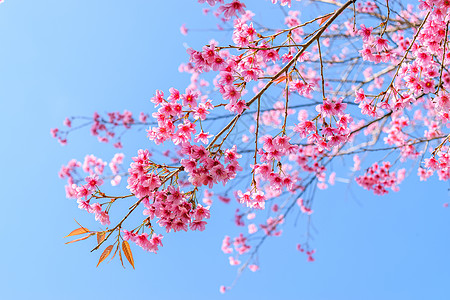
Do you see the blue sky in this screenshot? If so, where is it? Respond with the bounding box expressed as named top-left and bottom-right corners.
top-left (1, 0), bottom-right (450, 299)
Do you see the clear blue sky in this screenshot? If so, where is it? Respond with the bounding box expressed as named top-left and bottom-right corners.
top-left (1, 1), bottom-right (449, 299)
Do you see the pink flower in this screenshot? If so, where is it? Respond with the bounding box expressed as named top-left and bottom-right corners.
top-left (424, 157), bottom-right (439, 170)
top-left (181, 89), bottom-right (198, 107)
top-left (217, 0), bottom-right (246, 19)
top-left (193, 205), bottom-right (211, 220)
top-left (293, 120), bottom-right (316, 138)
top-left (122, 230), bottom-right (137, 242)
top-left (198, 0), bottom-right (223, 6)
top-left (228, 256), bottom-right (241, 265)
top-left (193, 103), bottom-right (210, 120)
top-left (151, 233), bottom-right (164, 247)
top-left (95, 211), bottom-right (110, 225)
top-left (85, 174), bottom-right (103, 189)
top-left (218, 195), bottom-right (230, 203)
top-left (297, 198), bottom-right (313, 215)
top-left (135, 233), bottom-right (151, 250)
top-left (150, 90), bottom-right (165, 107)
top-left (190, 220), bottom-right (207, 231)
top-left (63, 117), bottom-right (71, 127)
top-left (421, 79), bottom-right (435, 94)
top-left (223, 85), bottom-right (241, 102)
top-left (50, 128), bottom-right (59, 138)
top-left (76, 184), bottom-right (91, 199)
top-left (180, 24), bottom-right (188, 35)
top-left (374, 36), bottom-right (388, 52)
top-left (358, 24), bottom-right (373, 41)
top-left (272, 0), bottom-right (291, 6)
top-left (333, 98), bottom-right (347, 115)
top-left (219, 286), bottom-right (227, 294)
top-left (316, 99), bottom-right (334, 118)
top-left (434, 91), bottom-right (450, 111)
top-left (248, 264), bottom-right (259, 272)
top-left (221, 236), bottom-right (233, 254)
top-left (77, 199), bottom-right (91, 212)
top-left (353, 155), bottom-right (361, 171)
top-left (167, 87), bottom-right (180, 102)
top-left (248, 223), bottom-right (258, 234)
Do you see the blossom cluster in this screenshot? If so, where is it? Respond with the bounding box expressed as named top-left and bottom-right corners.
top-left (51, 110), bottom-right (149, 148)
top-left (181, 144), bottom-right (242, 188)
top-left (59, 154), bottom-right (125, 225)
top-left (147, 88), bottom-right (214, 145)
top-left (356, 162), bottom-right (405, 195)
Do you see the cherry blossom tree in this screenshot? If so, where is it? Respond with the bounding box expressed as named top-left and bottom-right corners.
top-left (53, 0), bottom-right (450, 293)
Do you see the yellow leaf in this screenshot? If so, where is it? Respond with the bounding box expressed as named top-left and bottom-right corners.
top-left (118, 249), bottom-right (125, 269)
top-left (274, 75), bottom-right (287, 85)
top-left (274, 74), bottom-right (293, 85)
top-left (96, 245), bottom-right (113, 267)
top-left (107, 245), bottom-right (119, 264)
top-left (65, 233), bottom-right (94, 244)
top-left (318, 13), bottom-right (333, 26)
top-left (97, 232), bottom-right (105, 245)
top-left (122, 241), bottom-right (135, 269)
top-left (64, 227), bottom-right (89, 238)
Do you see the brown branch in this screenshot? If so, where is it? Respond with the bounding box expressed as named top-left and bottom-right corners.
top-left (438, 22), bottom-right (449, 92)
top-left (386, 11), bottom-right (431, 89)
top-left (252, 97), bottom-right (261, 186)
top-left (206, 0), bottom-right (357, 150)
top-left (282, 71), bottom-right (290, 134)
top-left (317, 39), bottom-right (326, 99)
